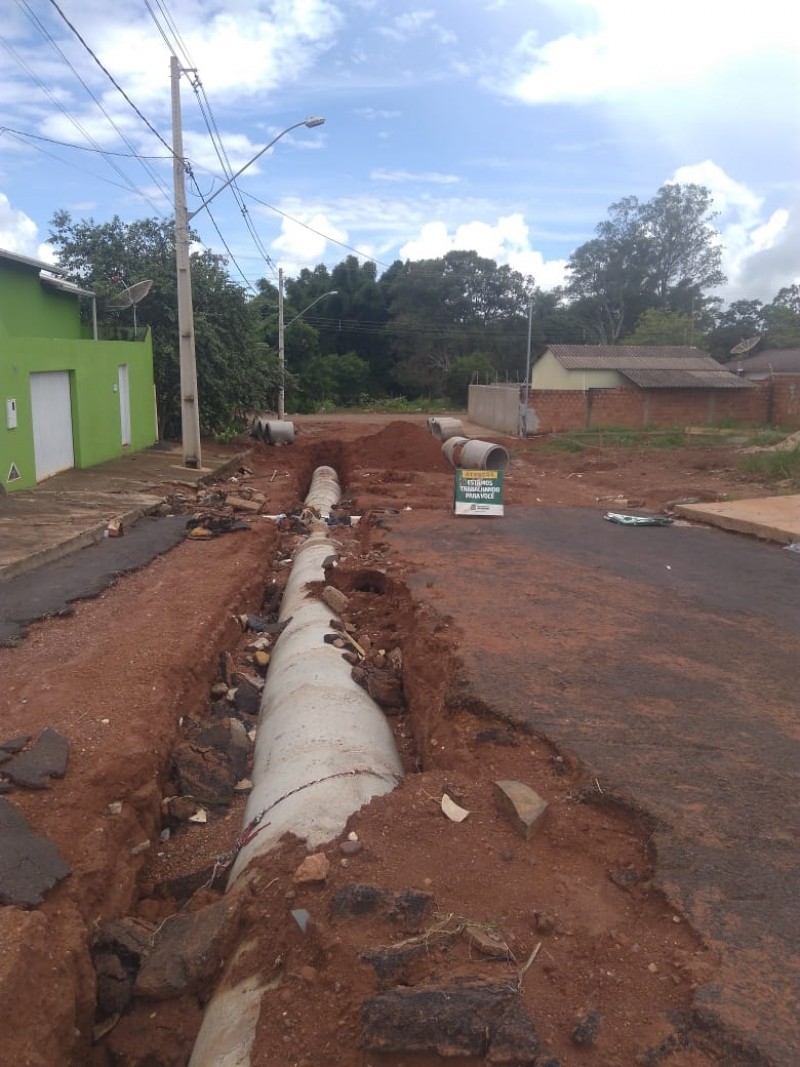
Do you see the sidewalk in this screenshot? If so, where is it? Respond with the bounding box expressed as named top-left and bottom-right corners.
top-left (0, 443), bottom-right (247, 582)
top-left (675, 494), bottom-right (800, 544)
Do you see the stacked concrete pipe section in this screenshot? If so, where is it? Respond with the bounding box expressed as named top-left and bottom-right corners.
top-left (189, 464), bottom-right (404, 1067)
top-left (427, 416), bottom-right (464, 441)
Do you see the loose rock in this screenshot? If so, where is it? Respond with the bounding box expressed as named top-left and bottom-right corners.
top-left (493, 779), bottom-right (548, 839)
top-left (293, 852), bottom-right (330, 884)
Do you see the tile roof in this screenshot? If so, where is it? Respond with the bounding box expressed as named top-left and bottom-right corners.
top-left (731, 348), bottom-right (800, 375)
top-left (545, 344), bottom-right (752, 389)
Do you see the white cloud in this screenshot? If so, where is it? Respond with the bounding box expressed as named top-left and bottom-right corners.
top-left (272, 211), bottom-right (349, 273)
top-left (669, 160), bottom-right (799, 301)
top-left (493, 0), bottom-right (795, 105)
top-left (399, 213), bottom-right (567, 288)
top-left (371, 169), bottom-right (460, 185)
top-left (0, 193), bottom-right (40, 255)
top-left (378, 9), bottom-right (456, 45)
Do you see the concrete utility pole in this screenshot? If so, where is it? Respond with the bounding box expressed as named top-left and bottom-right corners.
top-left (171, 53), bottom-right (325, 466)
top-left (171, 55), bottom-right (202, 469)
top-left (519, 298), bottom-right (534, 437)
top-left (277, 267), bottom-right (286, 419)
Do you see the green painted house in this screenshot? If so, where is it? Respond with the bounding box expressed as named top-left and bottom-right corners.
top-left (0, 249), bottom-right (157, 493)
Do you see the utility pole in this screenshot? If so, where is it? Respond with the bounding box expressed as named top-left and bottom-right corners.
top-left (170, 54), bottom-right (202, 469)
top-left (519, 298), bottom-right (534, 437)
top-left (277, 267), bottom-right (286, 420)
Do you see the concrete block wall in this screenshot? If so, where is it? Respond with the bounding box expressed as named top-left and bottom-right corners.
top-left (467, 384), bottom-right (522, 434)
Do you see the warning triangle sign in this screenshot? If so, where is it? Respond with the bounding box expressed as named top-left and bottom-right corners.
top-left (7, 463), bottom-right (21, 481)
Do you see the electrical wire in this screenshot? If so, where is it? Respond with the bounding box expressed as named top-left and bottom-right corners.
top-left (0, 125), bottom-right (171, 158)
top-left (15, 1), bottom-right (172, 209)
top-left (45, 0), bottom-right (175, 156)
top-left (0, 33), bottom-right (166, 215)
top-left (1, 125), bottom-right (162, 196)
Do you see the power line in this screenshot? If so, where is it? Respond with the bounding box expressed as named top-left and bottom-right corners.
top-left (0, 125), bottom-right (171, 158)
top-left (0, 32), bottom-right (165, 215)
top-left (15, 0), bottom-right (172, 207)
top-left (0, 126), bottom-right (164, 197)
top-left (45, 0), bottom-right (175, 157)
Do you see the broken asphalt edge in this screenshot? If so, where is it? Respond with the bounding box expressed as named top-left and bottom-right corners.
top-left (0, 448), bottom-right (252, 585)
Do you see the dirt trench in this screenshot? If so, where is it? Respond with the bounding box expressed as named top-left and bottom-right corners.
top-left (1, 419), bottom-right (775, 1067)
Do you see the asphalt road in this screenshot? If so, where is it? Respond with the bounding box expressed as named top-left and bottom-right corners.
top-left (0, 515), bottom-right (187, 644)
top-left (389, 507), bottom-right (800, 1067)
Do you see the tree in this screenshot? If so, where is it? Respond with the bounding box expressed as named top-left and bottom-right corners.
top-left (47, 212), bottom-right (263, 436)
top-left (705, 299), bottom-right (764, 361)
top-left (622, 309), bottom-right (695, 346)
top-left (380, 251), bottom-right (531, 394)
top-left (565, 184), bottom-right (726, 343)
top-left (763, 285), bottom-right (800, 347)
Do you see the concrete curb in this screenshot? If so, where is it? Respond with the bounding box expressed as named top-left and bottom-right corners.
top-left (0, 504), bottom-right (159, 584)
top-left (0, 448), bottom-right (253, 584)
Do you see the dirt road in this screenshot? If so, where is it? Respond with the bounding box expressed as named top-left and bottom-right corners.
top-left (0, 417), bottom-right (797, 1067)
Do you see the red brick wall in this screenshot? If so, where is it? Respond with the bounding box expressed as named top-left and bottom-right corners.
top-left (526, 381), bottom-right (800, 432)
top-left (771, 377), bottom-right (800, 428)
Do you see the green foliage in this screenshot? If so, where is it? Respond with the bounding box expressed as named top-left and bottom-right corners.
top-left (445, 351), bottom-right (497, 404)
top-left (622, 309), bottom-right (695, 346)
top-left (566, 184), bottom-right (725, 343)
top-left (741, 448), bottom-right (800, 487)
top-left (47, 212), bottom-right (263, 437)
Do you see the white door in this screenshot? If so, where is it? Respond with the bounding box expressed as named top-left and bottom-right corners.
top-left (118, 364), bottom-right (131, 446)
top-left (30, 371), bottom-right (74, 481)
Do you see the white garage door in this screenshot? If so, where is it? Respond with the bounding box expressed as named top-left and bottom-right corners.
top-left (30, 371), bottom-right (75, 481)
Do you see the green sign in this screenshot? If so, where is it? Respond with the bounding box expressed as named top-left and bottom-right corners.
top-left (454, 469), bottom-right (504, 516)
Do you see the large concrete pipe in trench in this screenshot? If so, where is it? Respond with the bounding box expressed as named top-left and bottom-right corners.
top-left (189, 466), bottom-right (403, 1066)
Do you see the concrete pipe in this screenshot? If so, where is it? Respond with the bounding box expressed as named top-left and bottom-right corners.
top-left (250, 416), bottom-right (269, 442)
top-left (429, 416), bottom-right (464, 441)
top-left (264, 420), bottom-right (295, 445)
top-left (304, 464), bottom-right (340, 518)
top-left (228, 527), bottom-right (403, 883)
top-left (189, 469), bottom-right (403, 1067)
top-left (441, 436), bottom-right (469, 466)
top-left (459, 439), bottom-right (510, 472)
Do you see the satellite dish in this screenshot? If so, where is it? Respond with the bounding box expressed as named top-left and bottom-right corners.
top-left (730, 335), bottom-right (760, 356)
top-left (107, 279), bottom-right (153, 309)
top-left (107, 279), bottom-right (153, 332)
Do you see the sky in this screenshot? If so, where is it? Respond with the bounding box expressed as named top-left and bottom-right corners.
top-left (1, 0), bottom-right (798, 305)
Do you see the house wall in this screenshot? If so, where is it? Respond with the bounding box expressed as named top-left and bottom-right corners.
top-left (530, 350), bottom-right (625, 390)
top-left (1, 330), bottom-right (156, 492)
top-left (0, 266), bottom-right (82, 340)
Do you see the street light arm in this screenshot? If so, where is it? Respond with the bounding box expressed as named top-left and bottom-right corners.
top-left (187, 117), bottom-right (325, 221)
top-left (285, 289), bottom-right (338, 329)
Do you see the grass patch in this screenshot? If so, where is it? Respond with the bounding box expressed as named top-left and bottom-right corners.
top-left (741, 447), bottom-right (800, 486)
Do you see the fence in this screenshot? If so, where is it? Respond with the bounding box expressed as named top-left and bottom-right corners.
top-left (468, 379), bottom-right (800, 435)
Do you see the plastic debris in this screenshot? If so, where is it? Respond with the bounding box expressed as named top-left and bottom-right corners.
top-left (441, 793), bottom-right (470, 823)
top-left (604, 512), bottom-right (673, 527)
top-left (784, 543), bottom-right (800, 555)
top-left (291, 908), bottom-right (311, 933)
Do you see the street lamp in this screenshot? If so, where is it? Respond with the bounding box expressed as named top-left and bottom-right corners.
top-left (277, 270), bottom-right (337, 418)
top-left (170, 52), bottom-right (324, 467)
top-left (518, 297), bottom-right (534, 437)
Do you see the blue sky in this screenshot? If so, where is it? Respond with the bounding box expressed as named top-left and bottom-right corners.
top-left (1, 0), bottom-right (798, 303)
